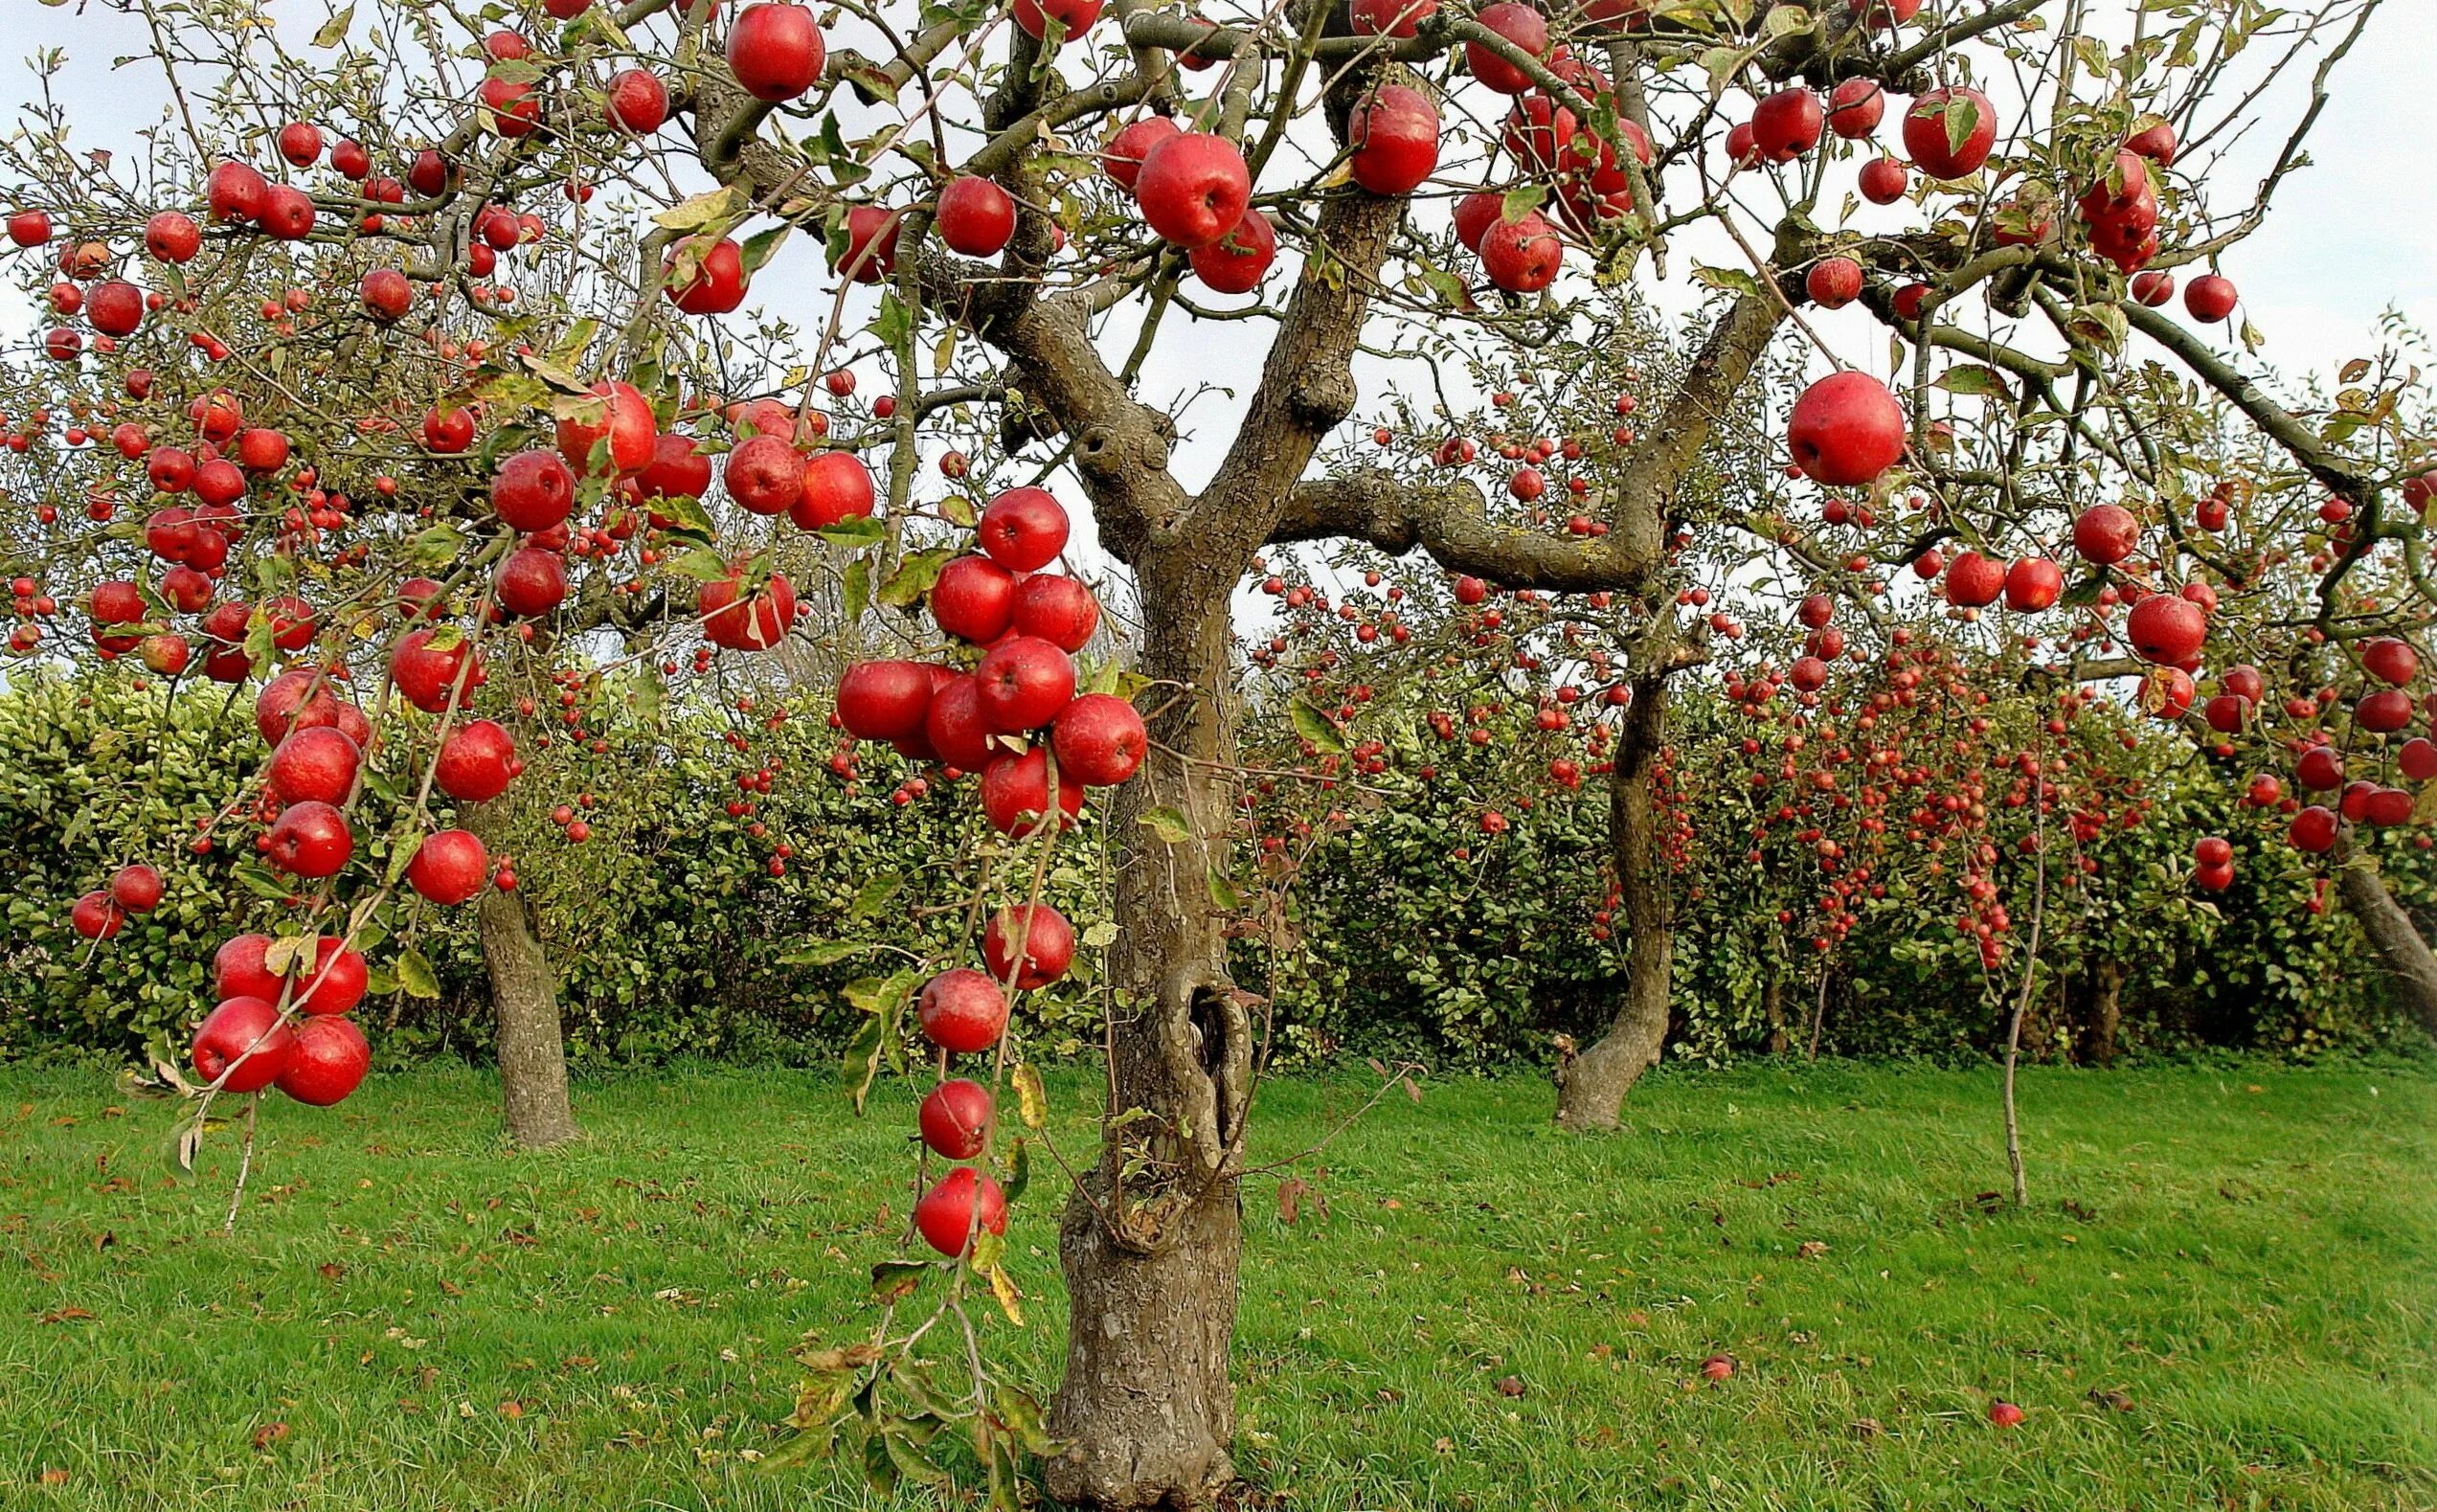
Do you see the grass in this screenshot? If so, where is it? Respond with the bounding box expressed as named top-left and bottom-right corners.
top-left (0, 1056), bottom-right (2430, 1510)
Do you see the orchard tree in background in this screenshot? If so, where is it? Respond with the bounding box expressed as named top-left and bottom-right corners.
top-left (7, 0), bottom-right (2435, 1504)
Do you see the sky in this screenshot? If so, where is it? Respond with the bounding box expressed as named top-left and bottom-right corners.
top-left (7, 1), bottom-right (2431, 540)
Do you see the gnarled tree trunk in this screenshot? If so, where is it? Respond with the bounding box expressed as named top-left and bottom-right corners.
top-left (2335, 835), bottom-right (2437, 1040)
top-left (465, 797), bottom-right (579, 1150)
top-left (1556, 652), bottom-right (1675, 1131)
top-left (1044, 557), bottom-right (1251, 1509)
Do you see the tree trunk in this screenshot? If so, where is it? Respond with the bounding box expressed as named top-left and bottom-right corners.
top-left (2077, 960), bottom-right (2125, 1065)
top-left (1555, 656), bottom-right (1674, 1131)
top-left (1045, 556), bottom-right (1251, 1510)
top-left (2335, 835), bottom-right (2437, 1039)
top-left (1763, 974), bottom-right (1788, 1056)
top-left (466, 799), bottom-right (579, 1150)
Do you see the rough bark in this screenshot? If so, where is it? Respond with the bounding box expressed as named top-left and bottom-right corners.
top-left (465, 798), bottom-right (579, 1150)
top-left (1044, 559), bottom-right (1251, 1510)
top-left (1764, 975), bottom-right (1789, 1057)
top-left (1555, 653), bottom-right (1675, 1131)
top-left (2077, 959), bottom-right (2126, 1065)
top-left (2335, 836), bottom-right (2437, 1040)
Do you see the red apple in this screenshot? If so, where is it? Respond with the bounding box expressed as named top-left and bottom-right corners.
top-left (2003, 556), bottom-right (2063, 612)
top-left (984, 901), bottom-right (1075, 988)
top-left (725, 434), bottom-right (806, 515)
top-left (936, 175), bottom-right (1017, 258)
top-left (1826, 79), bottom-right (1884, 138)
top-left (268, 727), bottom-right (363, 806)
top-left (931, 555), bottom-right (1018, 643)
top-left (1135, 132), bottom-right (1251, 250)
top-left (1903, 87), bottom-right (1997, 179)
top-left (918, 1078), bottom-right (993, 1159)
top-left (2183, 273), bottom-right (2237, 323)
top-left (1051, 693), bottom-right (1146, 785)
top-left (1786, 372), bottom-right (1905, 486)
top-left (975, 637), bottom-right (1076, 733)
top-left (1102, 117), bottom-right (1182, 192)
top-left (407, 829), bottom-right (489, 905)
top-left (793, 450), bottom-right (875, 529)
top-left (438, 719), bottom-right (520, 802)
top-left (1010, 572), bottom-right (1100, 651)
top-left (1189, 209), bottom-right (1276, 293)
top-left (276, 1016), bottom-right (370, 1106)
top-left (2126, 593), bottom-right (2205, 665)
top-left (914, 1167), bottom-right (1007, 1256)
top-left (838, 661), bottom-right (937, 743)
top-left (1804, 256), bottom-right (1862, 308)
top-left (192, 996), bottom-right (295, 1093)
top-left (1464, 4), bottom-right (1547, 93)
top-left (2070, 503), bottom-right (2139, 564)
top-left (979, 486), bottom-right (1070, 571)
top-left (492, 448), bottom-right (577, 531)
top-left (726, 2), bottom-right (825, 102)
top-left (917, 968), bottom-right (1008, 1052)
top-left (981, 747), bottom-right (1087, 835)
top-left (1348, 85), bottom-right (1439, 196)
top-left (1480, 212), bottom-right (1562, 293)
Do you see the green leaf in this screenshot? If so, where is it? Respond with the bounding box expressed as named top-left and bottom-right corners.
top-left (842, 557), bottom-right (870, 624)
top-left (232, 864), bottom-right (291, 901)
top-left (1207, 866), bottom-right (1242, 912)
top-left (668, 547), bottom-right (733, 583)
top-left (1499, 184), bottom-right (1546, 225)
top-left (1139, 806), bottom-right (1195, 845)
top-left (779, 941), bottom-right (870, 966)
top-left (396, 947), bottom-right (440, 1000)
top-left (654, 184), bottom-right (748, 233)
top-left (869, 1258), bottom-right (927, 1305)
top-left (1933, 364), bottom-right (2014, 401)
top-left (817, 516), bottom-right (888, 549)
top-left (841, 1014), bottom-right (885, 1114)
top-left (653, 490), bottom-right (716, 538)
top-left (877, 548), bottom-right (952, 609)
top-left (401, 527), bottom-right (463, 573)
top-left (1761, 4), bottom-right (1812, 38)
top-left (1945, 94), bottom-right (1981, 159)
top-left (849, 871), bottom-right (903, 919)
top-left (311, 4), bottom-right (354, 48)
top-left (1290, 699), bottom-right (1344, 756)
top-left (1011, 1063), bottom-right (1047, 1129)
top-left (1691, 263), bottom-right (1764, 299)
top-left (1002, 1138), bottom-right (1031, 1205)
top-left (738, 223), bottom-right (791, 277)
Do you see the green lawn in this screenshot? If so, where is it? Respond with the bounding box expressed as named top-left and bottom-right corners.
top-left (0, 1057), bottom-right (2430, 1509)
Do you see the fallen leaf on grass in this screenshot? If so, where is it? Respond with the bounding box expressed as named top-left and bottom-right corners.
top-left (37, 1468), bottom-right (69, 1486)
top-left (37, 1308), bottom-right (94, 1324)
top-left (252, 1422), bottom-right (289, 1452)
top-left (2088, 1388), bottom-right (2134, 1411)
top-left (1495, 1376), bottom-right (1525, 1397)
top-left (1797, 1240), bottom-right (1829, 1259)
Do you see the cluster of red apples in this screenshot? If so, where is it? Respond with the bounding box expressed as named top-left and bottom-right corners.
top-left (832, 485), bottom-right (1146, 1258)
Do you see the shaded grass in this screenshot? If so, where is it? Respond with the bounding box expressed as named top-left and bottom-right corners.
top-left (0, 1057), bottom-right (2429, 1509)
